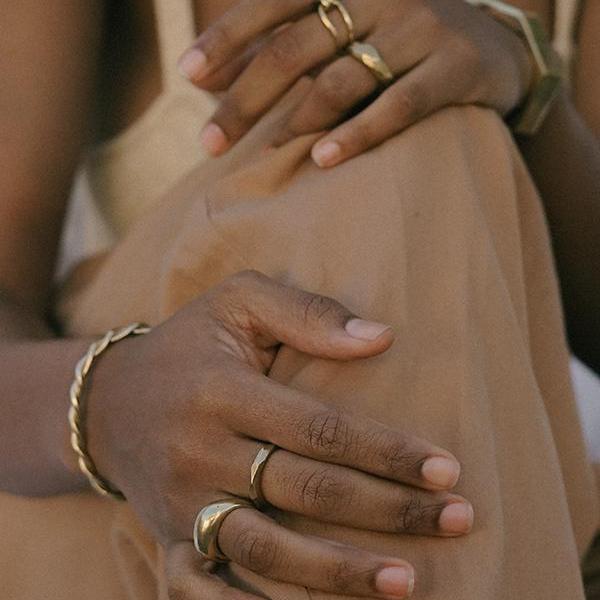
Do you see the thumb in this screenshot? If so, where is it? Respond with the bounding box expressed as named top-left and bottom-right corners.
top-left (222, 270), bottom-right (394, 360)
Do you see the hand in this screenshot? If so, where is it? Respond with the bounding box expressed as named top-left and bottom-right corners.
top-left (87, 270), bottom-right (473, 599)
top-left (178, 0), bottom-right (532, 168)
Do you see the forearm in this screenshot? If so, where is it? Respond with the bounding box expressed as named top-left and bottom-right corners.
top-left (0, 296), bottom-right (89, 496)
top-left (518, 90), bottom-right (600, 374)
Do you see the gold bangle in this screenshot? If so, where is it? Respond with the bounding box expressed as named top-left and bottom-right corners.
top-left (465, 0), bottom-right (563, 136)
top-left (68, 323), bottom-right (151, 500)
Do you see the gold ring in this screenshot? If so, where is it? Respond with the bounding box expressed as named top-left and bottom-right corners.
top-left (317, 0), bottom-right (355, 49)
top-left (347, 41), bottom-right (394, 85)
top-left (193, 498), bottom-right (254, 562)
top-left (249, 443), bottom-right (278, 508)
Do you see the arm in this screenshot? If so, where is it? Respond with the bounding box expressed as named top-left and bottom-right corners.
top-left (0, 0), bottom-right (104, 494)
top-left (574, 0), bottom-right (600, 137)
top-left (517, 1), bottom-right (600, 375)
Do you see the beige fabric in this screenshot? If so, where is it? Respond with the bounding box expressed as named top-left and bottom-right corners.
top-left (2, 1), bottom-right (596, 600)
top-left (23, 85), bottom-right (595, 599)
top-left (58, 0), bottom-right (216, 277)
top-left (85, 0), bottom-right (216, 236)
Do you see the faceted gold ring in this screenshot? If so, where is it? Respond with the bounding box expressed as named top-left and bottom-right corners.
top-left (249, 443), bottom-right (278, 508)
top-left (347, 41), bottom-right (395, 86)
top-left (193, 498), bottom-right (254, 562)
top-left (317, 0), bottom-right (355, 49)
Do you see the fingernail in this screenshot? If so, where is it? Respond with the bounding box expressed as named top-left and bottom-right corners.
top-left (375, 566), bottom-right (415, 598)
top-left (312, 141), bottom-right (341, 168)
top-left (178, 48), bottom-right (208, 80)
top-left (199, 123), bottom-right (228, 156)
top-left (421, 456), bottom-right (461, 489)
top-left (345, 318), bottom-right (391, 341)
top-left (439, 501), bottom-right (474, 534)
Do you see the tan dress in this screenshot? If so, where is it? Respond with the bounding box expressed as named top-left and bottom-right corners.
top-left (2, 1), bottom-right (597, 599)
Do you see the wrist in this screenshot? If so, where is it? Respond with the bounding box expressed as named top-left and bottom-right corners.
top-left (67, 325), bottom-right (150, 499)
top-left (466, 0), bottom-right (563, 135)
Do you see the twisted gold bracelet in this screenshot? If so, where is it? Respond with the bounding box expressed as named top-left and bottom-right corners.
top-left (68, 323), bottom-right (151, 500)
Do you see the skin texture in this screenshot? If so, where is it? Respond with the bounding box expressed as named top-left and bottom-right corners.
top-left (0, 0), bottom-right (598, 598)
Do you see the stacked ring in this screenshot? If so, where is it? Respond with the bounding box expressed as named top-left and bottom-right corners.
top-left (193, 498), bottom-right (254, 562)
top-left (317, 0), bottom-right (355, 48)
top-left (347, 41), bottom-right (395, 85)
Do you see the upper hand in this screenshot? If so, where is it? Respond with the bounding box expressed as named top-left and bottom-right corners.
top-left (178, 0), bottom-right (532, 167)
top-left (87, 270), bottom-right (472, 600)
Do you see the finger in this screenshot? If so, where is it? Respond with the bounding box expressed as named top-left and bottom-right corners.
top-left (225, 371), bottom-right (461, 491)
top-left (311, 54), bottom-right (455, 168)
top-left (165, 542), bottom-right (262, 600)
top-left (211, 270), bottom-right (395, 362)
top-left (196, 41), bottom-right (261, 93)
top-left (178, 0), bottom-right (315, 83)
top-left (199, 10), bottom-right (368, 155)
top-left (275, 31), bottom-right (434, 147)
top-left (231, 439), bottom-right (473, 536)
top-left (272, 55), bottom-right (379, 148)
top-left (218, 508), bottom-right (416, 599)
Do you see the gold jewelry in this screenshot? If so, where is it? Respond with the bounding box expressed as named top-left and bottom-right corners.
top-left (347, 42), bottom-right (394, 85)
top-left (193, 498), bottom-right (255, 561)
top-left (317, 0), bottom-right (355, 49)
top-left (68, 323), bottom-right (151, 500)
top-left (465, 0), bottom-right (562, 135)
top-left (249, 443), bottom-right (278, 508)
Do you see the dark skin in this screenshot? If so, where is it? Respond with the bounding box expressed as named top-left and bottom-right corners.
top-left (0, 1), bottom-right (599, 598)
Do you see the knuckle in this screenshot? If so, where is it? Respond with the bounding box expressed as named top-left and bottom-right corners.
top-left (298, 410), bottom-right (355, 459)
top-left (292, 467), bottom-right (352, 516)
top-left (390, 84), bottom-right (426, 123)
top-left (393, 492), bottom-right (441, 532)
top-left (327, 557), bottom-right (375, 594)
top-left (378, 434), bottom-right (424, 478)
top-left (295, 291), bottom-right (342, 327)
top-left (234, 528), bottom-right (279, 575)
top-left (314, 70), bottom-right (355, 114)
top-left (362, 428), bottom-right (424, 479)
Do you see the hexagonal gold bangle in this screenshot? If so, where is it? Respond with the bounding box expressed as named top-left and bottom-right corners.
top-left (464, 0), bottom-right (563, 135)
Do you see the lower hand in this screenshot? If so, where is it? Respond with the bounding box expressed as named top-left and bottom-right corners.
top-left (87, 270), bottom-right (473, 599)
top-left (178, 0), bottom-right (532, 168)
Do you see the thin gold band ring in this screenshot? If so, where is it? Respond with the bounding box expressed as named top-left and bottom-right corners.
top-left (249, 443), bottom-right (278, 508)
top-left (317, 0), bottom-right (355, 49)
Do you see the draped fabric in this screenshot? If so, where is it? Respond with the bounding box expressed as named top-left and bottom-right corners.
top-left (3, 86), bottom-right (595, 599)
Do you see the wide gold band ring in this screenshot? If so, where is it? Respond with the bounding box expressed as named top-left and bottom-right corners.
top-left (249, 443), bottom-right (278, 508)
top-left (317, 0), bottom-right (355, 49)
top-left (347, 41), bottom-right (394, 85)
top-left (193, 498), bottom-right (254, 561)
